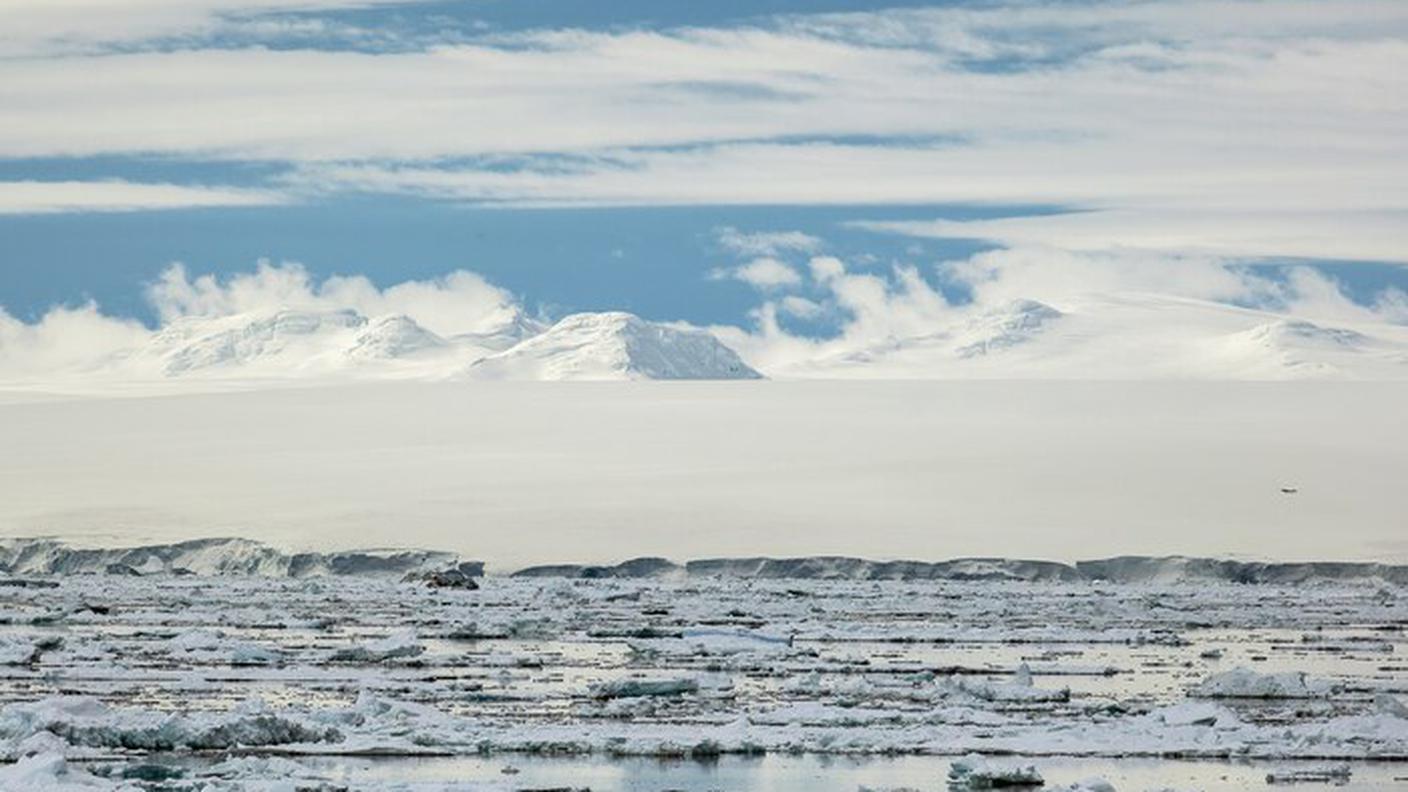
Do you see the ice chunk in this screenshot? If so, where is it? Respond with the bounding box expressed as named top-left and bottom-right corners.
top-left (166, 629), bottom-right (281, 666)
top-left (1265, 764), bottom-right (1351, 784)
top-left (941, 669), bottom-right (1070, 704)
top-left (589, 677), bottom-right (700, 700)
top-left (947, 753), bottom-right (1044, 788)
top-left (1376, 693), bottom-right (1408, 718)
top-left (680, 626), bottom-right (792, 652)
top-left (329, 630), bottom-right (424, 663)
top-left (0, 697), bottom-right (342, 753)
top-left (1151, 701), bottom-right (1237, 727)
top-left (0, 635), bottom-right (61, 665)
top-left (1191, 668), bottom-right (1335, 699)
top-left (1054, 781), bottom-right (1117, 792)
top-left (0, 752), bottom-right (135, 791)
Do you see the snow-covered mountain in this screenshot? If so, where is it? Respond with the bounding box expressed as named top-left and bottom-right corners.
top-left (40, 307), bottom-right (759, 386)
top-left (346, 315), bottom-right (447, 360)
top-left (5, 293), bottom-right (1407, 390)
top-left (783, 294), bottom-right (1408, 380)
top-left (467, 312), bottom-right (763, 381)
top-left (150, 309), bottom-right (369, 376)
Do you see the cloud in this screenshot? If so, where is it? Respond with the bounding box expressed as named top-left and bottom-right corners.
top-left (1, 0), bottom-right (1401, 241)
top-left (0, 0), bottom-right (424, 56)
top-left (808, 256), bottom-right (846, 283)
top-left (710, 257), bottom-right (803, 289)
top-left (0, 303), bottom-right (151, 380)
top-left (779, 295), bottom-right (823, 319)
top-left (851, 210), bottom-right (1408, 265)
top-left (0, 181), bottom-right (289, 214)
top-left (148, 262), bottom-right (520, 336)
top-left (0, 0), bottom-right (1401, 262)
top-left (714, 227), bottom-right (823, 257)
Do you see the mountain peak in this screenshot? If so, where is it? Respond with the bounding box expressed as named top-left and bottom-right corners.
top-left (467, 311), bottom-right (762, 381)
top-left (347, 314), bottom-right (447, 360)
top-left (157, 308), bottom-right (368, 375)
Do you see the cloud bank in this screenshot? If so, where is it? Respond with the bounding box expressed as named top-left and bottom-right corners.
top-left (0, 0), bottom-right (1403, 267)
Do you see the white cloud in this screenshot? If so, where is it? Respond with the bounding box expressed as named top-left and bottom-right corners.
top-left (0, 0), bottom-right (1402, 261)
top-left (712, 257), bottom-right (803, 289)
top-left (715, 227), bottom-right (823, 257)
top-left (779, 295), bottom-right (823, 319)
top-left (808, 256), bottom-right (846, 283)
top-left (0, 181), bottom-right (288, 214)
top-left (852, 210), bottom-right (1408, 265)
top-left (0, 0), bottom-right (423, 56)
top-left (0, 303), bottom-right (151, 379)
top-left (148, 262), bottom-right (520, 336)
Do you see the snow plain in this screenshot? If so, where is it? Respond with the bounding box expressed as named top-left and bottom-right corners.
top-left (0, 381), bottom-right (1403, 566)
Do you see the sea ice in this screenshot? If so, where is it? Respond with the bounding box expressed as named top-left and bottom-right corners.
top-left (1191, 668), bottom-right (1336, 699)
top-left (946, 753), bottom-right (1044, 788)
top-left (329, 630), bottom-right (425, 663)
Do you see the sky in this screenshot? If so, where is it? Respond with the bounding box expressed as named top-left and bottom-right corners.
top-left (2, 0), bottom-right (1407, 345)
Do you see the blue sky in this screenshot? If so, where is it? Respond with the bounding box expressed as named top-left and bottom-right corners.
top-left (1, 0), bottom-right (1406, 334)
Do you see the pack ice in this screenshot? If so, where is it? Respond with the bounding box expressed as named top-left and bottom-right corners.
top-left (0, 540), bottom-right (1405, 790)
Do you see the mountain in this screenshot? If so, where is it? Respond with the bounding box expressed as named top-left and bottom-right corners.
top-left (466, 311), bottom-right (763, 381)
top-left (346, 315), bottom-right (447, 360)
top-left (1219, 318), bottom-right (1406, 379)
top-left (783, 293), bottom-right (1408, 380)
top-left (449, 313), bottom-right (548, 356)
top-left (953, 299), bottom-right (1063, 358)
top-left (152, 309), bottom-right (368, 376)
top-left (8, 293), bottom-right (1407, 391)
